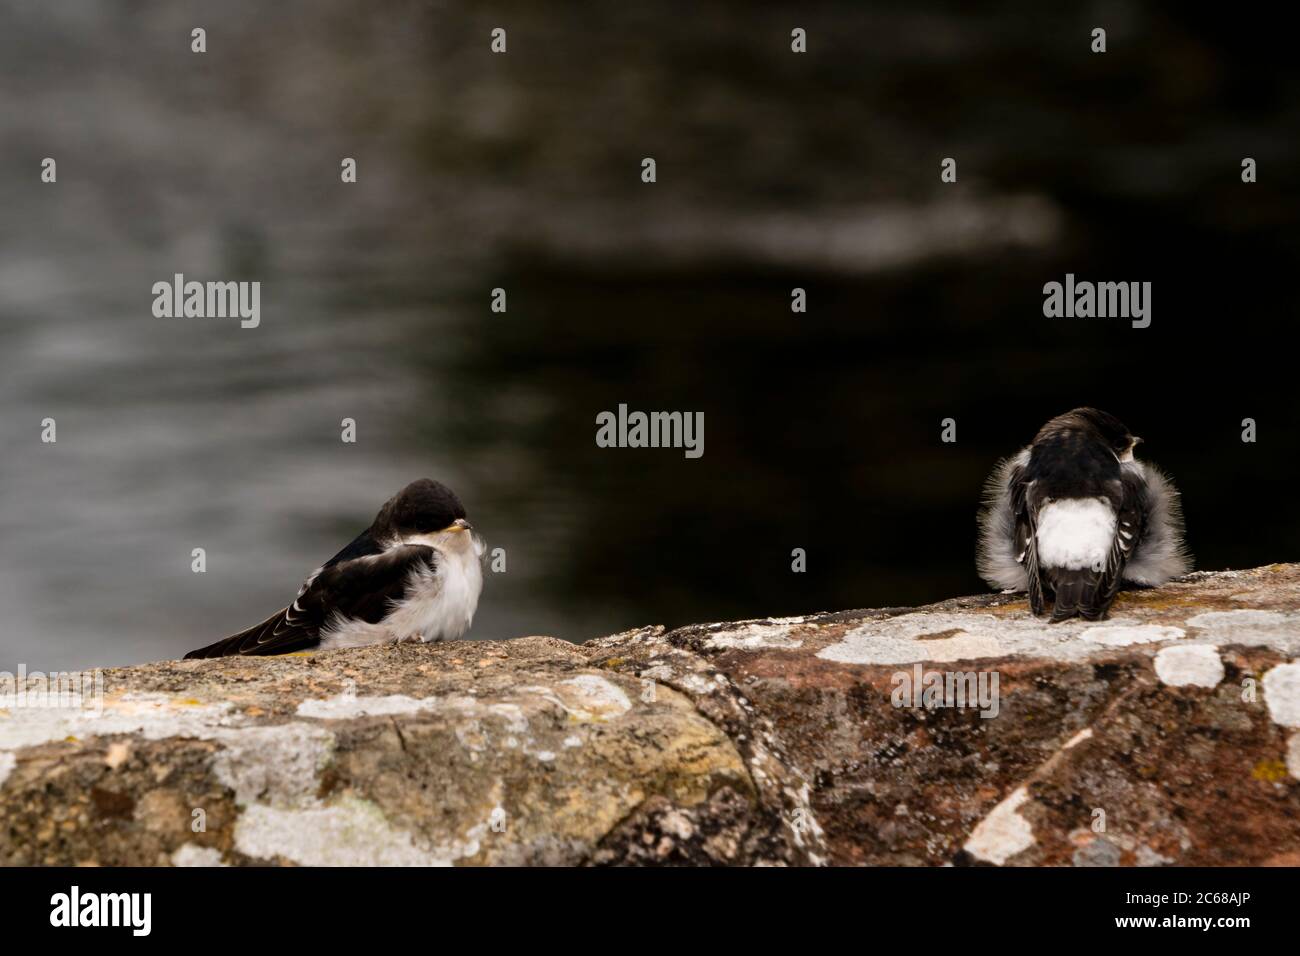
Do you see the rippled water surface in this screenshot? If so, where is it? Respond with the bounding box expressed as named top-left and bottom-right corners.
top-left (2, 2), bottom-right (1297, 668)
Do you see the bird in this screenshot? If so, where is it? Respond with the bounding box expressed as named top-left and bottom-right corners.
top-left (976, 408), bottom-right (1190, 622)
top-left (184, 479), bottom-right (484, 658)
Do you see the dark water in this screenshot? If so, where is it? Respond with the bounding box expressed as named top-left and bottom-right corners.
top-left (2, 2), bottom-right (1297, 669)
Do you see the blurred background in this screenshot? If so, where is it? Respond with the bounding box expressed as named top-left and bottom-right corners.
top-left (1, 1), bottom-right (1296, 669)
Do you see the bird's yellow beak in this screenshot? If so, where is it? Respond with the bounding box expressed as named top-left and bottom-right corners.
top-left (444, 518), bottom-right (473, 533)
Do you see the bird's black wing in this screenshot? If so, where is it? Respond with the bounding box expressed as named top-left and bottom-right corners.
top-left (1008, 463), bottom-right (1046, 616)
top-left (184, 544), bottom-right (437, 658)
top-left (287, 527), bottom-right (386, 602)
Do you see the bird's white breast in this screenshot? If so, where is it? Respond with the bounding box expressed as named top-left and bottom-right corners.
top-left (318, 534), bottom-right (483, 650)
top-left (388, 537), bottom-right (483, 642)
top-left (1036, 498), bottom-right (1116, 570)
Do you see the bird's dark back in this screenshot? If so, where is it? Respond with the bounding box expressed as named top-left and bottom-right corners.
top-left (1026, 427), bottom-right (1121, 501)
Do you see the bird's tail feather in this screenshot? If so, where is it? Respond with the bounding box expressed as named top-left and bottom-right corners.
top-left (182, 608), bottom-right (285, 659)
top-left (1048, 569), bottom-right (1108, 622)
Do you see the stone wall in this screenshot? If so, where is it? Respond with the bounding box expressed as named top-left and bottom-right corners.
top-left (3, 564), bottom-right (1299, 865)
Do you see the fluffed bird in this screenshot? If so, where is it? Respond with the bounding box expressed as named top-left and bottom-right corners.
top-left (184, 479), bottom-right (484, 658)
top-left (977, 408), bottom-right (1190, 621)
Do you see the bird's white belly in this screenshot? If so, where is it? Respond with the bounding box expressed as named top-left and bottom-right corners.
top-left (319, 546), bottom-right (482, 650)
top-left (1036, 498), bottom-right (1115, 570)
top-left (395, 548), bottom-right (483, 641)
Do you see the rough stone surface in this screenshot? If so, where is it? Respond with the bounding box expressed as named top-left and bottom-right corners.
top-left (3, 564), bottom-right (1299, 866)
